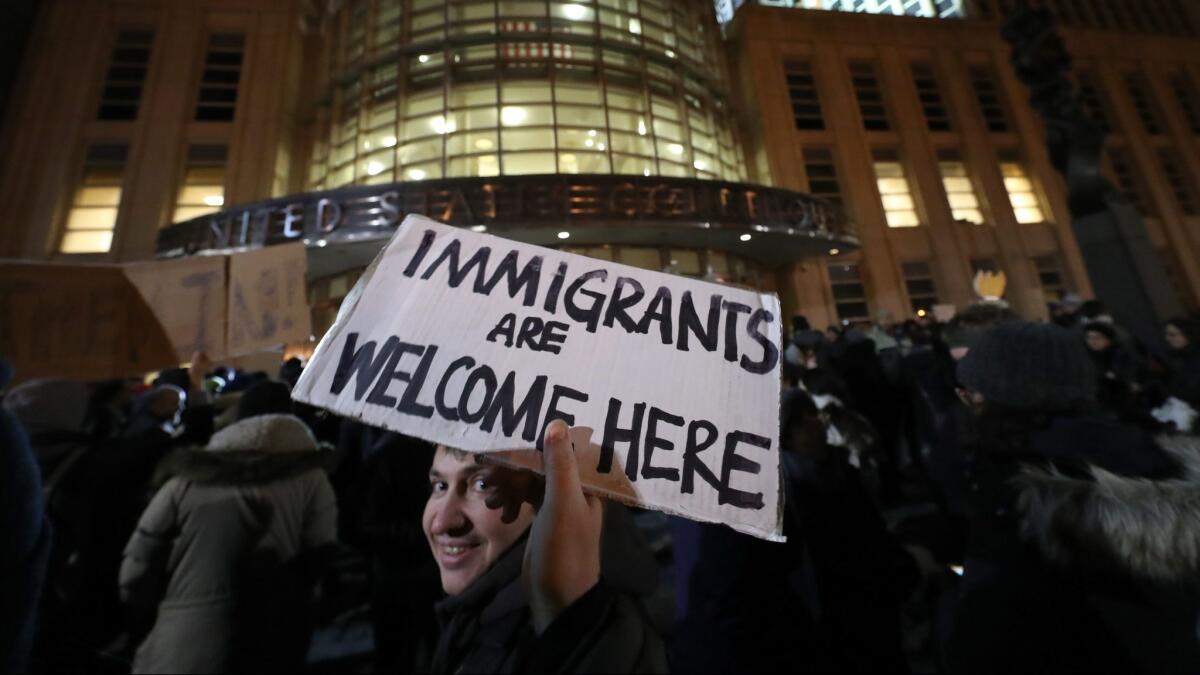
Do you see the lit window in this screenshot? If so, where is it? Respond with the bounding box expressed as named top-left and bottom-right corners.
top-left (873, 151), bottom-right (920, 228)
top-left (60, 145), bottom-right (127, 254)
top-left (172, 145), bottom-right (227, 223)
top-left (999, 160), bottom-right (1046, 223)
top-left (937, 154), bottom-right (983, 224)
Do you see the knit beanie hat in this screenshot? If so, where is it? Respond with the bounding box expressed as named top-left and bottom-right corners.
top-left (205, 413), bottom-right (319, 453)
top-left (236, 380), bottom-right (293, 421)
top-left (957, 322), bottom-right (1096, 411)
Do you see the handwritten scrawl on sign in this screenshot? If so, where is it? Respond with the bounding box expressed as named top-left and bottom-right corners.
top-left (293, 214), bottom-right (783, 540)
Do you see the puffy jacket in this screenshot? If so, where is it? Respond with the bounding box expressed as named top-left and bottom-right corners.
top-left (120, 414), bottom-right (337, 674)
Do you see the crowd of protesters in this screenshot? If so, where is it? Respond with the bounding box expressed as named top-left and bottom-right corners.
top-left (3, 293), bottom-right (1200, 674)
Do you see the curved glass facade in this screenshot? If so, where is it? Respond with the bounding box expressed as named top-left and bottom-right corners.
top-left (307, 0), bottom-right (748, 190)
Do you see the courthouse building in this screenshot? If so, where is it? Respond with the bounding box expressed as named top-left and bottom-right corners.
top-left (1, 0), bottom-right (1198, 334)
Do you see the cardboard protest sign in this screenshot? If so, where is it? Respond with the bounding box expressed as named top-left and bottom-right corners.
top-left (0, 261), bottom-right (179, 383)
top-left (293, 215), bottom-right (784, 540)
top-left (126, 256), bottom-right (227, 359)
top-left (226, 243), bottom-right (312, 356)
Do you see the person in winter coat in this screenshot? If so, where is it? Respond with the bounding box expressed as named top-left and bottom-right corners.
top-left (0, 358), bottom-right (51, 674)
top-left (1163, 318), bottom-right (1200, 410)
top-left (946, 322), bottom-right (1198, 673)
top-left (671, 389), bottom-right (916, 674)
top-left (350, 429), bottom-right (441, 673)
top-left (424, 420), bottom-right (667, 674)
top-left (119, 414), bottom-right (338, 673)
top-left (1083, 321), bottom-right (1145, 420)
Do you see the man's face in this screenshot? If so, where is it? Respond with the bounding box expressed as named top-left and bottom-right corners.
top-left (1166, 324), bottom-right (1189, 351)
top-left (1085, 330), bottom-right (1112, 352)
top-left (423, 446), bottom-right (534, 595)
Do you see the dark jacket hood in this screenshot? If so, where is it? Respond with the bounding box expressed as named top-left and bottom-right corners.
top-left (1013, 435), bottom-right (1200, 586)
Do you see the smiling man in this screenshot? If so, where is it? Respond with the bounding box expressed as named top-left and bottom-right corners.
top-left (422, 420), bottom-right (667, 674)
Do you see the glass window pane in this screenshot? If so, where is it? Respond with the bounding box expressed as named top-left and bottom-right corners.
top-left (500, 104), bottom-right (552, 126)
top-left (60, 230), bottom-right (113, 253)
top-left (558, 128), bottom-right (607, 150)
top-left (555, 84), bottom-right (602, 105)
top-left (177, 186), bottom-right (225, 205)
top-left (402, 161), bottom-right (442, 181)
top-left (399, 138), bottom-right (443, 163)
top-left (613, 153), bottom-right (654, 175)
top-left (502, 128), bottom-right (554, 150)
top-left (621, 247), bottom-right (662, 270)
top-left (66, 207), bottom-right (118, 230)
top-left (501, 82), bottom-right (553, 103)
top-left (502, 151), bottom-right (556, 174)
top-left (556, 105), bottom-right (606, 127)
top-left (449, 154), bottom-right (500, 177)
top-left (558, 152), bottom-right (610, 173)
top-left (448, 84), bottom-right (498, 107)
top-left (609, 131), bottom-right (653, 155)
top-left (76, 186), bottom-right (122, 206)
top-left (447, 131), bottom-right (499, 155)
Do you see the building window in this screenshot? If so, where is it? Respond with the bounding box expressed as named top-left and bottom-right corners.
top-left (172, 145), bottom-right (228, 223)
top-left (873, 148), bottom-right (920, 228)
top-left (828, 262), bottom-right (870, 324)
top-left (1157, 148), bottom-right (1199, 215)
top-left (969, 65), bottom-right (1011, 133)
top-left (902, 260), bottom-right (939, 315)
top-left (998, 152), bottom-right (1046, 223)
top-left (1106, 146), bottom-right (1154, 216)
top-left (1123, 71), bottom-right (1165, 135)
top-left (803, 146), bottom-right (845, 213)
top-left (59, 145), bottom-right (127, 254)
top-left (911, 62), bottom-right (952, 132)
top-left (1033, 254), bottom-right (1066, 301)
top-left (97, 30), bottom-right (154, 120)
top-left (195, 33), bottom-right (245, 122)
top-left (1168, 70), bottom-right (1200, 134)
top-left (784, 60), bottom-right (825, 130)
top-left (937, 149), bottom-right (984, 224)
top-left (850, 61), bottom-right (891, 131)
top-left (1074, 69), bottom-right (1116, 135)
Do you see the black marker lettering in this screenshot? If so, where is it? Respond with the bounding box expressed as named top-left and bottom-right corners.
top-left (564, 269), bottom-right (608, 333)
top-left (539, 321), bottom-right (570, 354)
top-left (642, 406), bottom-right (683, 481)
top-left (599, 398), bottom-right (646, 481)
top-left (367, 341), bottom-right (423, 407)
top-left (543, 262), bottom-right (569, 314)
top-left (678, 292), bottom-right (722, 353)
top-left (721, 300), bottom-right (752, 363)
top-left (636, 286), bottom-right (674, 345)
top-left (397, 344), bottom-right (438, 418)
top-left (402, 230), bottom-right (437, 277)
top-left (481, 372), bottom-right (548, 442)
top-left (720, 431), bottom-right (768, 509)
top-left (434, 356), bottom-right (475, 421)
top-left (536, 385), bottom-right (589, 451)
top-left (603, 276), bottom-right (645, 333)
top-left (486, 313), bottom-right (517, 347)
top-left (741, 308), bottom-right (779, 375)
top-left (457, 365), bottom-right (497, 424)
top-left (682, 419), bottom-right (721, 495)
top-left (330, 333), bottom-right (399, 400)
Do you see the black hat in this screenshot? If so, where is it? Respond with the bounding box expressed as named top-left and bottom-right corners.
top-left (236, 380), bottom-right (294, 421)
top-left (957, 322), bottom-right (1096, 411)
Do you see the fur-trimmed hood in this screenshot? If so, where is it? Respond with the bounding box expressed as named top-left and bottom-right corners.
top-left (154, 447), bottom-right (333, 487)
top-left (1013, 435), bottom-right (1200, 585)
top-left (153, 414), bottom-right (332, 487)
